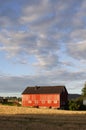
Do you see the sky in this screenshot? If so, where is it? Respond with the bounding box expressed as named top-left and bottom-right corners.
top-left (0, 0), bottom-right (86, 97)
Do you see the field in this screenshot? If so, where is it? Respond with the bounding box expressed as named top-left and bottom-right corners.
top-left (0, 105), bottom-right (86, 130)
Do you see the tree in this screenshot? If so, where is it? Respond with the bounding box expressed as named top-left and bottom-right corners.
top-left (82, 82), bottom-right (86, 96)
top-left (68, 100), bottom-right (80, 110)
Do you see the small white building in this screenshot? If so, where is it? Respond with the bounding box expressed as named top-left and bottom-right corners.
top-left (83, 99), bottom-right (86, 106)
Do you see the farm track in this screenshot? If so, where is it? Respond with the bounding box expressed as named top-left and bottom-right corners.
top-left (0, 105), bottom-right (86, 130)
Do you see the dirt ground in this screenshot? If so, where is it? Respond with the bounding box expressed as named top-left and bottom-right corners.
top-left (0, 105), bottom-right (86, 130)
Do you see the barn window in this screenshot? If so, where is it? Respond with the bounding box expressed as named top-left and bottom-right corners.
top-left (35, 100), bottom-right (38, 104)
top-left (28, 100), bottom-right (32, 104)
top-left (48, 100), bottom-right (52, 104)
top-left (41, 100), bottom-right (45, 104)
top-left (54, 100), bottom-right (57, 104)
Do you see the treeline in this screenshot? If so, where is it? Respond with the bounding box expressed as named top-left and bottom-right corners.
top-left (68, 96), bottom-right (86, 110)
top-left (5, 96), bottom-right (21, 101)
top-left (68, 82), bottom-right (86, 110)
top-left (0, 96), bottom-right (22, 106)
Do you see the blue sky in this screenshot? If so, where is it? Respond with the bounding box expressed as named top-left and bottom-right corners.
top-left (0, 0), bottom-right (86, 97)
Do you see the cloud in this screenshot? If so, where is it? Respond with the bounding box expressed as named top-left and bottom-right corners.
top-left (0, 67), bottom-right (86, 94)
top-left (35, 53), bottom-right (59, 69)
top-left (67, 41), bottom-right (86, 60)
top-left (0, 28), bottom-right (60, 69)
top-left (0, 0), bottom-right (86, 65)
top-left (0, 0), bottom-right (86, 95)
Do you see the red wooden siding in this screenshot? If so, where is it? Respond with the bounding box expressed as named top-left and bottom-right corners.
top-left (22, 86), bottom-right (68, 108)
top-left (22, 94), bottom-right (60, 108)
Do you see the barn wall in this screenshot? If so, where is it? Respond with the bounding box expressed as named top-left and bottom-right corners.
top-left (60, 92), bottom-right (68, 107)
top-left (22, 94), bottom-right (60, 108)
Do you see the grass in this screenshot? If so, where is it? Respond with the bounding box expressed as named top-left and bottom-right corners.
top-left (0, 104), bottom-right (86, 130)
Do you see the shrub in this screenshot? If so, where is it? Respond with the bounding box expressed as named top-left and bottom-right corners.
top-left (68, 100), bottom-right (80, 110)
top-left (68, 97), bottom-right (86, 110)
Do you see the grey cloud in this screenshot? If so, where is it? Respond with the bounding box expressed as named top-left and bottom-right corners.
top-left (46, 68), bottom-right (86, 82)
top-left (0, 68), bottom-right (86, 94)
top-left (0, 1), bottom-right (21, 27)
top-left (0, 74), bottom-right (53, 93)
top-left (0, 28), bottom-right (60, 69)
top-left (0, 0), bottom-right (86, 97)
top-left (67, 41), bottom-right (86, 60)
top-left (69, 29), bottom-right (86, 42)
top-left (0, 0), bottom-right (41, 27)
top-left (35, 54), bottom-right (59, 69)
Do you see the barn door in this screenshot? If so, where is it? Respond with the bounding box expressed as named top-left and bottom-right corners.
top-left (34, 100), bottom-right (38, 106)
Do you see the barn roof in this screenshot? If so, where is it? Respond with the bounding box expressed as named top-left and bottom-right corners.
top-left (22, 86), bottom-right (68, 94)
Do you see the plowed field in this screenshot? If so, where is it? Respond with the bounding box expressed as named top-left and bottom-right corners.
top-left (0, 105), bottom-right (86, 130)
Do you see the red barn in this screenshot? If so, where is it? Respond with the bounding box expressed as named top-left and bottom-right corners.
top-left (22, 86), bottom-right (68, 109)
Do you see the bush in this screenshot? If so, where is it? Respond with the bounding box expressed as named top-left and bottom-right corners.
top-left (2, 101), bottom-right (21, 106)
top-left (68, 97), bottom-right (86, 110)
top-left (68, 100), bottom-right (80, 110)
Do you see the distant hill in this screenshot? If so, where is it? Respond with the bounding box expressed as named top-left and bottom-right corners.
top-left (68, 94), bottom-right (81, 100)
